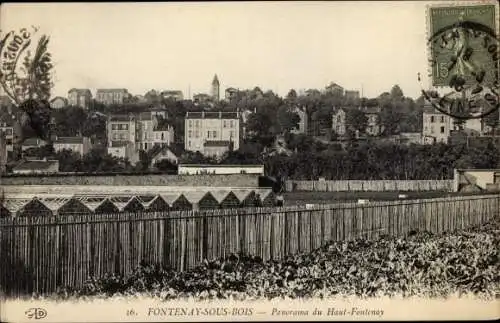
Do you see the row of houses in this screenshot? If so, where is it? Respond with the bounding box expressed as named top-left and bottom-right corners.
top-left (106, 111), bottom-right (175, 164)
top-left (289, 103), bottom-right (496, 145)
top-left (50, 75), bottom-right (223, 110)
top-left (50, 88), bottom-right (186, 110)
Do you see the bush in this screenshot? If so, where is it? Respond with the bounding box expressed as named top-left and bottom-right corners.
top-left (47, 219), bottom-right (500, 300)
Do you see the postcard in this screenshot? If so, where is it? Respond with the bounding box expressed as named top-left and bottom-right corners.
top-left (0, 1), bottom-right (499, 322)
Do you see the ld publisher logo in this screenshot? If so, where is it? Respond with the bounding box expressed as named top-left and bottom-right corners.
top-left (25, 308), bottom-right (47, 320)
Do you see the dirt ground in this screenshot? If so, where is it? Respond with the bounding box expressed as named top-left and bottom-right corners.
top-left (283, 190), bottom-right (495, 205)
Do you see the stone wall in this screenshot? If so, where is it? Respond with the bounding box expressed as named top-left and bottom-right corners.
top-left (0, 173), bottom-right (260, 187)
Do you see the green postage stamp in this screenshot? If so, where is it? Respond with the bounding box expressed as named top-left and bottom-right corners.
top-left (427, 2), bottom-right (499, 89)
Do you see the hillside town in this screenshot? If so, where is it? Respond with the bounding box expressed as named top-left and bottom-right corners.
top-left (1, 74), bottom-right (499, 177)
top-left (1, 2), bottom-right (500, 312)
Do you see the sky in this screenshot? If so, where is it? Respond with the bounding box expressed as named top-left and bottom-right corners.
top-left (1, 1), bottom-right (440, 100)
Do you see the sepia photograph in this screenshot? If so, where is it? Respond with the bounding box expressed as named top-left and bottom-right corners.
top-left (0, 1), bottom-right (499, 322)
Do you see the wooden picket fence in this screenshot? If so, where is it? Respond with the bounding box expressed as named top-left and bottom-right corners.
top-left (0, 194), bottom-right (498, 297)
top-left (286, 180), bottom-right (455, 192)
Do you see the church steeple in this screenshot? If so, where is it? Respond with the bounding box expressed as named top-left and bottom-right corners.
top-left (212, 74), bottom-right (219, 85)
top-left (211, 74), bottom-right (220, 102)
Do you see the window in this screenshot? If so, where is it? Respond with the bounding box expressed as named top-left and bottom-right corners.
top-left (195, 130), bottom-right (199, 138)
top-left (195, 120), bottom-right (200, 127)
top-left (188, 130), bottom-right (192, 137)
top-left (230, 120), bottom-right (234, 128)
top-left (112, 124), bottom-right (118, 130)
top-left (113, 134), bottom-right (118, 140)
top-left (440, 126), bottom-right (445, 133)
top-left (440, 116), bottom-right (445, 123)
top-left (212, 131), bottom-right (217, 138)
top-left (230, 130), bottom-right (234, 138)
top-left (119, 133), bottom-right (126, 140)
top-left (223, 120), bottom-right (227, 128)
top-left (207, 131), bottom-right (211, 138)
top-left (430, 116), bottom-right (435, 123)
top-left (189, 120), bottom-right (193, 127)
top-left (188, 140), bottom-right (191, 147)
top-left (161, 133), bottom-right (165, 140)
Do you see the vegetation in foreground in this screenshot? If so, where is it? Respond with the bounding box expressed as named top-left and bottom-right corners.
top-left (45, 218), bottom-right (499, 301)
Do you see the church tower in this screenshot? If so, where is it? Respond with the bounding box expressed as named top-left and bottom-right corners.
top-left (211, 74), bottom-right (220, 102)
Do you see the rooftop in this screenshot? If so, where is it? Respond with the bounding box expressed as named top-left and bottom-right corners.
top-left (186, 111), bottom-right (239, 119)
top-left (179, 164), bottom-right (263, 168)
top-left (54, 136), bottom-right (87, 144)
top-left (161, 90), bottom-right (183, 95)
top-left (109, 141), bottom-right (131, 148)
top-left (50, 96), bottom-right (68, 103)
top-left (361, 106), bottom-right (381, 114)
top-left (68, 88), bottom-right (92, 95)
top-left (109, 114), bottom-right (135, 122)
top-left (13, 159), bottom-right (59, 171)
top-left (96, 88), bottom-right (128, 93)
top-left (204, 140), bottom-right (231, 147)
top-left (22, 137), bottom-right (46, 146)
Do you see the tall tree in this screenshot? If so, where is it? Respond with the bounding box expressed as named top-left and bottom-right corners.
top-left (0, 28), bottom-right (54, 155)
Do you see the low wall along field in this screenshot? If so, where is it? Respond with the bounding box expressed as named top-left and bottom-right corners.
top-left (286, 180), bottom-right (455, 192)
top-left (0, 193), bottom-right (498, 296)
top-left (0, 174), bottom-right (260, 187)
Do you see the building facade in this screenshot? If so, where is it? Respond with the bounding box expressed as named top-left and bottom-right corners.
top-left (193, 93), bottom-right (212, 105)
top-left (107, 141), bottom-right (140, 164)
top-left (96, 88), bottom-right (130, 105)
top-left (325, 82), bottom-right (344, 96)
top-left (361, 106), bottom-right (382, 136)
top-left (107, 113), bottom-right (174, 153)
top-left (331, 108), bottom-right (347, 136)
top-left (53, 136), bottom-right (92, 156)
top-left (0, 133), bottom-right (6, 174)
top-left (185, 111), bottom-right (240, 157)
top-left (290, 106), bottom-right (308, 135)
top-left (160, 90), bottom-right (184, 101)
top-left (21, 138), bottom-right (47, 151)
top-left (0, 113), bottom-right (20, 153)
top-left (422, 105), bottom-right (454, 144)
top-left (107, 114), bottom-right (137, 147)
top-left (225, 87), bottom-right (239, 101)
top-left (50, 96), bottom-right (68, 109)
top-left (68, 89), bottom-right (92, 109)
top-left (178, 164), bottom-right (264, 175)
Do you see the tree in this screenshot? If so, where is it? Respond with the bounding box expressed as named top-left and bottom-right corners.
top-left (276, 105), bottom-right (300, 133)
top-left (52, 106), bottom-right (88, 136)
top-left (136, 149), bottom-right (152, 171)
top-left (390, 85), bottom-right (404, 101)
top-left (55, 149), bottom-right (82, 172)
top-left (154, 159), bottom-right (177, 172)
top-left (0, 28), bottom-right (54, 157)
top-left (379, 104), bottom-right (403, 136)
top-left (345, 109), bottom-right (368, 135)
top-left (246, 112), bottom-right (274, 139)
top-left (285, 89), bottom-right (297, 104)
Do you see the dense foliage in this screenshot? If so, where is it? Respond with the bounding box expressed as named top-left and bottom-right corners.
top-left (48, 218), bottom-right (500, 301)
top-left (264, 139), bottom-right (500, 180)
